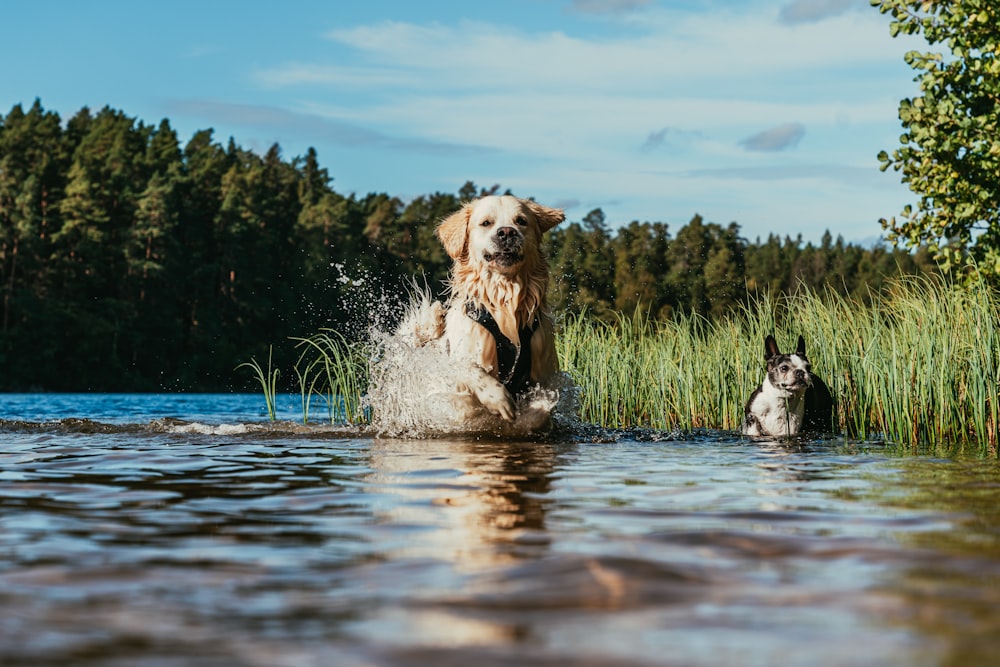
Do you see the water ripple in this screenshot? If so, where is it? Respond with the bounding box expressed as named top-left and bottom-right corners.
top-left (0, 396), bottom-right (998, 666)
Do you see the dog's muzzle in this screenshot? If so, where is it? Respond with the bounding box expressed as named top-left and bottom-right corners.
top-left (786, 371), bottom-right (812, 390)
top-left (483, 226), bottom-right (524, 267)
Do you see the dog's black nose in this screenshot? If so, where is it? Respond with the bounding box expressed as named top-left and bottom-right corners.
top-left (495, 226), bottom-right (518, 241)
top-left (795, 369), bottom-right (806, 379)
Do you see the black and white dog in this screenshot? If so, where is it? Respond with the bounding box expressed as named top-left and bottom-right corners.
top-left (742, 334), bottom-right (835, 437)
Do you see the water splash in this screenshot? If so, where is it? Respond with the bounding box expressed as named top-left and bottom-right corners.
top-left (364, 295), bottom-right (579, 439)
top-left (327, 262), bottom-right (409, 340)
top-left (151, 419), bottom-right (256, 436)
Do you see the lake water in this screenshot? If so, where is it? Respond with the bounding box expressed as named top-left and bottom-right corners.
top-left (1, 393), bottom-right (999, 666)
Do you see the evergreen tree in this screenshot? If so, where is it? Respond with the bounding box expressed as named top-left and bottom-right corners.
top-left (0, 100), bottom-right (944, 390)
top-left (397, 191), bottom-right (461, 292)
top-left (296, 147), bottom-right (345, 289)
top-left (703, 222), bottom-right (747, 318)
top-left (121, 120), bottom-right (186, 385)
top-left (577, 208), bottom-right (616, 316)
top-left (0, 101), bottom-right (70, 387)
top-left (547, 222), bottom-right (586, 315)
top-left (612, 221), bottom-right (670, 316)
top-left (664, 214), bottom-right (712, 316)
top-left (547, 210), bottom-right (617, 318)
top-left (745, 234), bottom-right (785, 296)
top-left (0, 102), bottom-right (65, 330)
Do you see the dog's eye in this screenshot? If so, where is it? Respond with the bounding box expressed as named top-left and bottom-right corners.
top-left (515, 215), bottom-right (528, 227)
top-left (780, 365), bottom-right (789, 372)
top-left (480, 218), bottom-right (493, 227)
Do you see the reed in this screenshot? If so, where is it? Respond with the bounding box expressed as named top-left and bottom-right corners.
top-left (236, 346), bottom-right (279, 421)
top-left (557, 275), bottom-right (1000, 455)
top-left (248, 276), bottom-right (998, 453)
top-left (291, 341), bottom-right (326, 424)
top-left (291, 330), bottom-right (370, 425)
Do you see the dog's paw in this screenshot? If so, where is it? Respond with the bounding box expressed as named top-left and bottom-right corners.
top-left (457, 366), bottom-right (517, 422)
top-left (476, 381), bottom-right (516, 421)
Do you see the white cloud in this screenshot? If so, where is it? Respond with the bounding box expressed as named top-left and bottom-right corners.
top-left (240, 3), bottom-right (914, 242)
top-left (263, 9), bottom-right (900, 96)
top-left (251, 10), bottom-right (912, 171)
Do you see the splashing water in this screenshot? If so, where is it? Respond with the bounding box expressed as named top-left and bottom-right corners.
top-left (327, 262), bottom-right (409, 340)
top-left (364, 297), bottom-right (579, 439)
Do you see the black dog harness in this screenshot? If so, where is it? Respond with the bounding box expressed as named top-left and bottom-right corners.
top-left (465, 302), bottom-right (539, 396)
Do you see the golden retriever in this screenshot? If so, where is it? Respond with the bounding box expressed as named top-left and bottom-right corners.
top-left (395, 195), bottom-right (565, 431)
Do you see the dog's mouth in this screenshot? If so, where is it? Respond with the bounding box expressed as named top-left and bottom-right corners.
top-left (483, 249), bottom-right (524, 268)
top-left (780, 376), bottom-right (811, 391)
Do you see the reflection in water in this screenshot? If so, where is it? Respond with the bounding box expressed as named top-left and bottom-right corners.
top-left (351, 438), bottom-right (561, 652)
top-left (0, 405), bottom-right (999, 665)
top-left (862, 458), bottom-right (1000, 667)
top-left (364, 439), bottom-right (560, 567)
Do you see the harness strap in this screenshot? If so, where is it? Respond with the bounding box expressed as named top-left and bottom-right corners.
top-left (465, 302), bottom-right (539, 396)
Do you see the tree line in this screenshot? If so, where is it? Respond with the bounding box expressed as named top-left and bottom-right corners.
top-left (0, 101), bottom-right (935, 391)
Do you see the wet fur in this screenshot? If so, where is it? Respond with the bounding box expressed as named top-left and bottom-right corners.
top-left (742, 335), bottom-right (835, 437)
top-left (398, 195), bottom-right (564, 427)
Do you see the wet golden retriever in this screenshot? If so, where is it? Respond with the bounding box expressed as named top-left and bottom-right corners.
top-left (397, 195), bottom-right (564, 429)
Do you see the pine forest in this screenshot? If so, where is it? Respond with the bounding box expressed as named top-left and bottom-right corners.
top-left (0, 101), bottom-right (937, 391)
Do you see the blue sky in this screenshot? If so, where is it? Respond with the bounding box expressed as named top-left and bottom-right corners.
top-left (1, 0), bottom-right (924, 244)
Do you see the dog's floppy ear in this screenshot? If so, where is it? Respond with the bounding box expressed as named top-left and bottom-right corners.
top-left (437, 204), bottom-right (471, 261)
top-left (795, 335), bottom-right (807, 358)
top-left (764, 335), bottom-right (780, 359)
top-left (523, 200), bottom-right (565, 233)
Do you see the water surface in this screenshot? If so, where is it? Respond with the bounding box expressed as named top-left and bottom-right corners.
top-left (1, 394), bottom-right (999, 666)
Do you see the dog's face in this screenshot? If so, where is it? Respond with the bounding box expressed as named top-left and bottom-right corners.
top-left (764, 335), bottom-right (813, 394)
top-left (467, 197), bottom-right (536, 275)
top-left (437, 195), bottom-right (564, 276)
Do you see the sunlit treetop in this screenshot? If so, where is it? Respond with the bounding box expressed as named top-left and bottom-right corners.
top-left (872, 0), bottom-right (1000, 281)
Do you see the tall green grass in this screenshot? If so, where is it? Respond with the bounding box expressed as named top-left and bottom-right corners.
top-left (239, 333), bottom-right (370, 425)
top-left (557, 275), bottom-right (1000, 455)
top-left (236, 346), bottom-right (280, 421)
top-left (290, 330), bottom-right (370, 425)
top-left (241, 277), bottom-right (999, 454)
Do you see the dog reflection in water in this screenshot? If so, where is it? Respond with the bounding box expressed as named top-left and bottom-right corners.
top-left (361, 439), bottom-right (557, 644)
